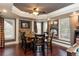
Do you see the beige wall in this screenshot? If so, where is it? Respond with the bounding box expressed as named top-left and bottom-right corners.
top-left (70, 14), bottom-right (79, 45)
top-left (50, 14), bottom-right (79, 46)
top-left (70, 15), bottom-right (78, 30)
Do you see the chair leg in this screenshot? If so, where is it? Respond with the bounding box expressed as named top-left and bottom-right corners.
top-left (42, 45), bottom-right (45, 56)
top-left (33, 45), bottom-right (37, 55)
top-left (50, 42), bottom-right (52, 55)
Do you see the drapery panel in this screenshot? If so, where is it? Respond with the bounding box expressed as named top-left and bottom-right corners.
top-left (34, 21), bottom-right (37, 33)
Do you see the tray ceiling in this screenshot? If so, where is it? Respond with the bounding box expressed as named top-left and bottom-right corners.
top-left (14, 3), bottom-right (73, 14)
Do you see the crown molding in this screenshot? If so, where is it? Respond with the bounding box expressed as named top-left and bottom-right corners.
top-left (48, 3), bottom-right (79, 19)
top-left (12, 4), bottom-right (79, 20)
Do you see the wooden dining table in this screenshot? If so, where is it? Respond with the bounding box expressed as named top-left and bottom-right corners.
top-left (24, 33), bottom-right (53, 55)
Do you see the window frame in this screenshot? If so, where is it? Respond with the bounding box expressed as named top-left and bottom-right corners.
top-left (4, 18), bottom-right (16, 42)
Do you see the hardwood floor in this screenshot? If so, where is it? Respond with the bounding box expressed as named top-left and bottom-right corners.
top-left (0, 44), bottom-right (67, 56)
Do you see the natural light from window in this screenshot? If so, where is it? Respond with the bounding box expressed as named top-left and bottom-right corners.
top-left (37, 22), bottom-right (41, 34)
top-left (4, 19), bottom-right (15, 40)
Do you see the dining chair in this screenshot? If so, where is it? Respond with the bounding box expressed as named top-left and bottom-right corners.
top-left (24, 31), bottom-right (34, 50)
top-left (44, 32), bottom-right (53, 55)
top-left (20, 32), bottom-right (27, 49)
top-left (33, 34), bottom-right (45, 55)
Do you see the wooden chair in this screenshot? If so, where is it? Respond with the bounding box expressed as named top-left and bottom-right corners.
top-left (20, 32), bottom-right (27, 49)
top-left (44, 32), bottom-right (53, 55)
top-left (33, 34), bottom-right (45, 55)
top-left (25, 31), bottom-right (34, 50)
top-left (20, 32), bottom-right (33, 50)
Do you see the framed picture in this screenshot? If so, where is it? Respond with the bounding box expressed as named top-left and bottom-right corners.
top-left (20, 20), bottom-right (31, 28)
top-left (22, 23), bottom-right (28, 28)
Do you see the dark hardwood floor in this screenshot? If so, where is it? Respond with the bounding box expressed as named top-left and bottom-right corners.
top-left (0, 44), bottom-right (67, 56)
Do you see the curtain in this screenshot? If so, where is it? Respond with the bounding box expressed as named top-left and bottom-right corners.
top-left (47, 21), bottom-right (49, 33)
top-left (41, 22), bottom-right (43, 33)
top-left (34, 21), bottom-right (37, 33)
top-left (0, 17), bottom-right (4, 48)
top-left (43, 22), bottom-right (47, 32)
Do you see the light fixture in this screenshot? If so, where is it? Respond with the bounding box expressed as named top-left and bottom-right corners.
top-left (0, 9), bottom-right (7, 15)
top-left (32, 8), bottom-right (39, 15)
top-left (47, 18), bottom-right (50, 21)
top-left (54, 21), bottom-right (58, 25)
top-left (50, 21), bottom-right (53, 24)
top-left (32, 11), bottom-right (39, 15)
top-left (2, 9), bottom-right (7, 13)
top-left (34, 8), bottom-right (39, 11)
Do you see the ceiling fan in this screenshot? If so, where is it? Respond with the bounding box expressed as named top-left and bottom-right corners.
top-left (29, 7), bottom-right (46, 15)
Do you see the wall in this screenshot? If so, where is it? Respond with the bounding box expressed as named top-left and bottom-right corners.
top-left (70, 15), bottom-right (78, 30)
top-left (70, 14), bottom-right (79, 45)
top-left (5, 18), bottom-right (34, 45)
top-left (49, 13), bottom-right (79, 46)
top-left (51, 13), bottom-right (79, 46)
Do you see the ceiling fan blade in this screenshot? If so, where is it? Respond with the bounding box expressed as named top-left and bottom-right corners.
top-left (39, 11), bottom-right (46, 14)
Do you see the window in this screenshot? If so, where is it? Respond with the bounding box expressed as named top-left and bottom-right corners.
top-left (4, 19), bottom-right (16, 42)
top-left (43, 22), bottom-right (47, 32)
top-left (37, 22), bottom-right (42, 34)
top-left (59, 17), bottom-right (71, 42)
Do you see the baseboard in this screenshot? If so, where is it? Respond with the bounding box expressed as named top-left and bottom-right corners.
top-left (52, 41), bottom-right (71, 48)
top-left (5, 41), bottom-right (19, 46)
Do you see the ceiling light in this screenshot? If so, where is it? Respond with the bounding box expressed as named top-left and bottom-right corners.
top-left (32, 11), bottom-right (39, 15)
top-left (54, 21), bottom-right (58, 25)
top-left (47, 18), bottom-right (50, 21)
top-left (33, 8), bottom-right (39, 11)
top-left (50, 21), bottom-right (53, 24)
top-left (2, 9), bottom-right (7, 13)
top-left (72, 12), bottom-right (77, 15)
top-left (32, 8), bottom-right (39, 15)
top-left (35, 8), bottom-right (39, 11)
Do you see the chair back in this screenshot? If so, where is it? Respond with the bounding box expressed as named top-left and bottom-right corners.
top-left (34, 34), bottom-right (45, 45)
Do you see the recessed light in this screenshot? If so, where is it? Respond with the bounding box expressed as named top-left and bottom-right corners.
top-left (2, 9), bottom-right (7, 13)
top-left (72, 12), bottom-right (77, 15)
top-left (47, 18), bottom-right (50, 21)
